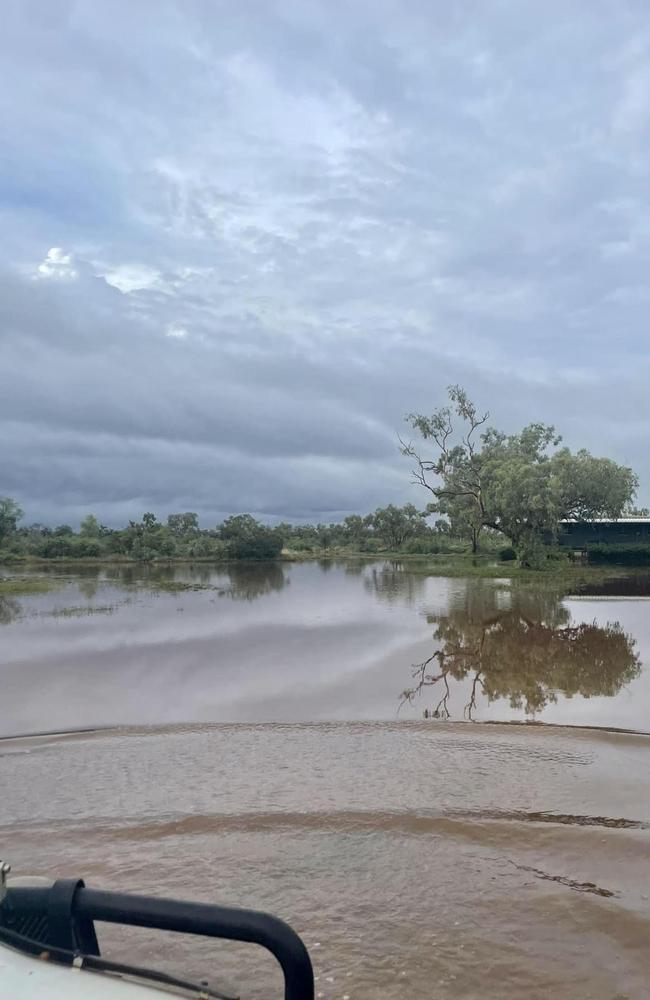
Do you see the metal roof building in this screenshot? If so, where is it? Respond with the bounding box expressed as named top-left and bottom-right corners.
top-left (558, 518), bottom-right (650, 547)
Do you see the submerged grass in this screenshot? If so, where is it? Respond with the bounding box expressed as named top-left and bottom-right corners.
top-left (45, 603), bottom-right (121, 618)
top-left (374, 553), bottom-right (643, 587)
top-left (0, 555), bottom-right (644, 602)
top-left (0, 576), bottom-right (66, 596)
top-left (139, 580), bottom-right (217, 593)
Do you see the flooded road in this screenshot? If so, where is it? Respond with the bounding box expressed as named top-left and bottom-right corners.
top-left (2, 561), bottom-right (650, 998)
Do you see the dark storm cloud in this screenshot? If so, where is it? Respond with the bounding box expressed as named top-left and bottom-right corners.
top-left (2, 0), bottom-right (650, 524)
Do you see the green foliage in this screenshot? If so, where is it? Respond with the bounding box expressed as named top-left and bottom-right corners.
top-left (167, 512), bottom-right (199, 536)
top-left (218, 514), bottom-right (261, 541)
top-left (515, 531), bottom-right (547, 570)
top-left (0, 497), bottom-right (24, 543)
top-left (79, 514), bottom-right (102, 537)
top-left (226, 532), bottom-right (283, 560)
top-left (342, 515), bottom-right (368, 546)
top-left (1, 473), bottom-right (642, 568)
top-left (367, 504), bottom-right (428, 549)
top-left (499, 546), bottom-right (517, 562)
top-left (218, 514), bottom-right (283, 560)
top-left (0, 501), bottom-right (223, 562)
top-left (587, 543), bottom-right (650, 566)
top-left (402, 538), bottom-right (441, 555)
top-left (0, 576), bottom-right (63, 596)
top-left (403, 386), bottom-right (639, 566)
top-left (544, 547), bottom-right (569, 565)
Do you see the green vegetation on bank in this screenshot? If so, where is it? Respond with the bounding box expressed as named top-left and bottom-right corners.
top-left (401, 385), bottom-right (639, 567)
top-left (1, 501), bottom-right (648, 570)
top-left (586, 543), bottom-right (650, 565)
top-left (1, 384), bottom-right (646, 570)
top-left (0, 501), bottom-right (493, 564)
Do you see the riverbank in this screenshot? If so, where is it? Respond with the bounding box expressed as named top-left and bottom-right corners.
top-left (1, 547), bottom-right (469, 566)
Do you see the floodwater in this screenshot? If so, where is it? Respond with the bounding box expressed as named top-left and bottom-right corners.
top-left (2, 560), bottom-right (650, 998)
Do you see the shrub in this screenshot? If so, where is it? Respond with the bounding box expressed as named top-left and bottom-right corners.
top-left (356, 537), bottom-right (381, 553)
top-left (226, 531), bottom-right (283, 561)
top-left (403, 538), bottom-right (441, 555)
top-left (35, 535), bottom-right (76, 558)
top-left (285, 538), bottom-right (316, 553)
top-left (545, 547), bottom-right (569, 564)
top-left (499, 546), bottom-right (517, 562)
top-left (74, 538), bottom-right (103, 558)
top-left (587, 543), bottom-right (650, 566)
top-left (218, 514), bottom-right (284, 560)
top-left (516, 535), bottom-right (547, 570)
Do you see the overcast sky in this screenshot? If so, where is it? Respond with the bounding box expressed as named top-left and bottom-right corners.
top-left (2, 1), bottom-right (650, 526)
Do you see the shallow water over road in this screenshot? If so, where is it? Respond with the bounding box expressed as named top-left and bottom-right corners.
top-left (2, 722), bottom-right (650, 1000)
top-left (2, 561), bottom-right (650, 998)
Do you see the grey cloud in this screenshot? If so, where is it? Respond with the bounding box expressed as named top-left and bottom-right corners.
top-left (1, 1), bottom-right (650, 523)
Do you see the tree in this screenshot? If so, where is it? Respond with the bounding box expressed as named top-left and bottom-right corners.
top-left (401, 386), bottom-right (489, 553)
top-left (218, 514), bottom-right (260, 541)
top-left (80, 514), bottom-right (102, 537)
top-left (342, 514), bottom-right (371, 548)
top-left (218, 514), bottom-right (283, 560)
top-left (167, 512), bottom-right (199, 536)
top-left (0, 497), bottom-right (23, 545)
top-left (434, 493), bottom-right (484, 552)
top-left (118, 512), bottom-right (172, 560)
top-left (368, 504), bottom-right (428, 549)
top-left (401, 386), bottom-right (638, 564)
top-left (315, 523), bottom-right (335, 550)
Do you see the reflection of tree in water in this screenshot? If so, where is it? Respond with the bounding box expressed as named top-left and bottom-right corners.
top-left (218, 563), bottom-right (289, 601)
top-left (103, 564), bottom-right (215, 587)
top-left (364, 562), bottom-right (428, 606)
top-left (402, 581), bottom-right (641, 719)
top-left (77, 576), bottom-right (101, 600)
top-left (0, 595), bottom-right (21, 625)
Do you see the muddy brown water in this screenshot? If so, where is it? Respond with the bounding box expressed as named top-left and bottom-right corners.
top-left (1, 561), bottom-right (650, 998)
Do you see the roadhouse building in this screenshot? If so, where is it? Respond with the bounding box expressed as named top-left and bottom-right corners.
top-left (558, 518), bottom-right (650, 548)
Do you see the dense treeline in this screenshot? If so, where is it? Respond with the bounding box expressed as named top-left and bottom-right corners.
top-left (0, 499), bottom-right (469, 562)
top-left (1, 384), bottom-right (644, 567)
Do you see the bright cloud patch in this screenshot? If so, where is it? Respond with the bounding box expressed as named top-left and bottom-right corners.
top-left (166, 324), bottom-right (189, 339)
top-left (36, 248), bottom-right (77, 281)
top-left (101, 264), bottom-right (162, 293)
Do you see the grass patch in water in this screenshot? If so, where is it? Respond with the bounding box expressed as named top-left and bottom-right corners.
top-left (385, 553), bottom-right (643, 586)
top-left (0, 576), bottom-right (65, 596)
top-left (45, 603), bottom-right (121, 618)
top-left (138, 580), bottom-right (217, 594)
